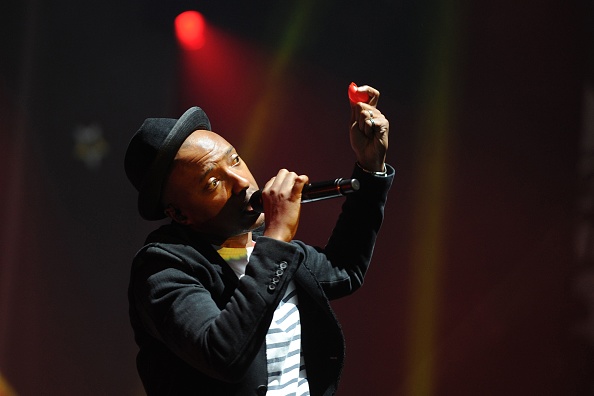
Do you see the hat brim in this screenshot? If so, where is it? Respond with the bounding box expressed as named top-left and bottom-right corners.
top-left (138, 106), bottom-right (211, 220)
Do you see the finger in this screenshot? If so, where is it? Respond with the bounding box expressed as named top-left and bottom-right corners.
top-left (356, 85), bottom-right (380, 107)
top-left (365, 117), bottom-right (376, 138)
top-left (360, 104), bottom-right (383, 118)
top-left (371, 118), bottom-right (389, 143)
top-left (374, 119), bottom-right (389, 138)
top-left (278, 171), bottom-right (297, 192)
top-left (274, 170), bottom-right (306, 201)
top-left (263, 176), bottom-right (276, 191)
top-left (265, 169), bottom-right (288, 192)
top-left (292, 174), bottom-right (309, 195)
top-left (355, 105), bottom-right (368, 131)
top-left (358, 106), bottom-right (383, 137)
top-left (353, 118), bottom-right (373, 139)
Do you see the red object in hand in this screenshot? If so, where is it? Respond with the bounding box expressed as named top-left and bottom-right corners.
top-left (348, 82), bottom-right (369, 104)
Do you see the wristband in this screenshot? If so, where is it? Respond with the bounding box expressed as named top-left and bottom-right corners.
top-left (356, 162), bottom-right (387, 176)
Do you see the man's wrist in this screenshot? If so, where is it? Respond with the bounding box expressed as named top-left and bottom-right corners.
top-left (356, 161), bottom-right (387, 176)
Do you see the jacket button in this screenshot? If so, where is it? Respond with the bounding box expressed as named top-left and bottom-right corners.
top-left (257, 384), bottom-right (268, 395)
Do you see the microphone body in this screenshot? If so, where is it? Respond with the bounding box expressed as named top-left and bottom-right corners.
top-left (249, 178), bottom-right (360, 213)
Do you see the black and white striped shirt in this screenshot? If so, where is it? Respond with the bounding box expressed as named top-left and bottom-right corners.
top-left (216, 245), bottom-right (310, 396)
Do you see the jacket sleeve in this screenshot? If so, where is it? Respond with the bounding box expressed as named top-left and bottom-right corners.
top-left (296, 163), bottom-right (394, 300)
top-left (129, 235), bottom-right (302, 383)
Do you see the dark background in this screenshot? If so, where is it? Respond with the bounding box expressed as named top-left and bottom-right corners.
top-left (1, 0), bottom-right (593, 395)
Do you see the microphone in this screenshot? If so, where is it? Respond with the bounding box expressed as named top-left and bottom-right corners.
top-left (249, 178), bottom-right (360, 213)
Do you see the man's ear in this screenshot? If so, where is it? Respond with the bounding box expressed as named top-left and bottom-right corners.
top-left (164, 204), bottom-right (189, 224)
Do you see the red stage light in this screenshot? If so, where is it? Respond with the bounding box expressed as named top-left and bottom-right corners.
top-left (175, 11), bottom-right (206, 50)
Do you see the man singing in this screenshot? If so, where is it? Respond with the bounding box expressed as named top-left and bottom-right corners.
top-left (124, 84), bottom-right (393, 395)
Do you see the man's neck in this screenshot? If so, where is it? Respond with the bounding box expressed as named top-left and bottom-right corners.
top-left (184, 224), bottom-right (254, 248)
top-left (219, 232), bottom-right (254, 248)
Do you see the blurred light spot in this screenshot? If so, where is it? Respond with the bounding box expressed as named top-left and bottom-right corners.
top-left (175, 11), bottom-right (206, 51)
top-left (73, 123), bottom-right (109, 170)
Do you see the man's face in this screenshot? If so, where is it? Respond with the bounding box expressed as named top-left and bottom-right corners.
top-left (162, 130), bottom-right (264, 242)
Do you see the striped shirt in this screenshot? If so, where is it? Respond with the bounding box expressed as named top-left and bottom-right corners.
top-left (265, 281), bottom-right (310, 396)
top-left (216, 245), bottom-right (310, 396)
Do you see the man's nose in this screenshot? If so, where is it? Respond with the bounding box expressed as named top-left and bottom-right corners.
top-left (227, 169), bottom-right (250, 194)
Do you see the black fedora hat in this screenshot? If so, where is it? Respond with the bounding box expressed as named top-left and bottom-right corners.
top-left (124, 106), bottom-right (211, 220)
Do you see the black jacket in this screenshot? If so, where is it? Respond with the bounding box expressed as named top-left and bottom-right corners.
top-left (128, 165), bottom-right (394, 395)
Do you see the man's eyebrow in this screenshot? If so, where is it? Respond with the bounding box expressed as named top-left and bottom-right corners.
top-left (197, 145), bottom-right (236, 184)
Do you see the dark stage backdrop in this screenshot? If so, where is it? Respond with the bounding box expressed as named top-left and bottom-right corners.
top-left (1, 0), bottom-right (592, 395)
